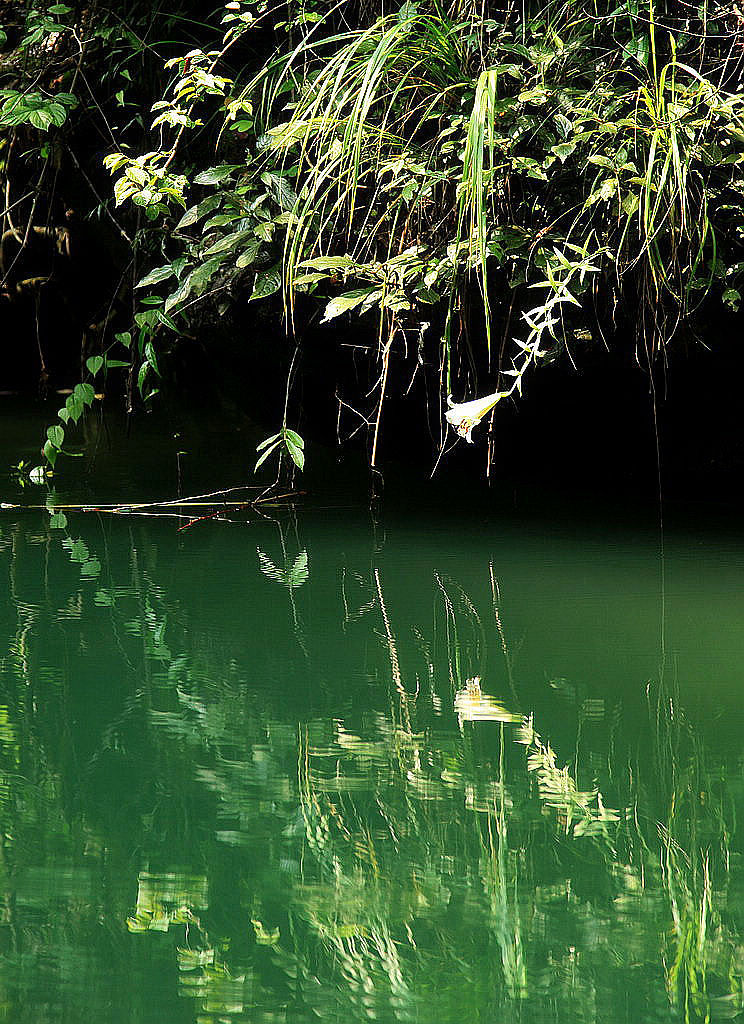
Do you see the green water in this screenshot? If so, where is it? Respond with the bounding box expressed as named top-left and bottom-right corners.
top-left (2, 405), bottom-right (744, 1023)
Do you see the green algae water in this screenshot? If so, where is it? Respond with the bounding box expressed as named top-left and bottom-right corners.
top-left (2, 404), bottom-right (744, 1023)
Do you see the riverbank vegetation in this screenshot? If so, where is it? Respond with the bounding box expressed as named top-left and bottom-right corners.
top-left (2, 0), bottom-right (744, 476)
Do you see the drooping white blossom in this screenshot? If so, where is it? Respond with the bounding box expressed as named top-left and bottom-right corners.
top-left (445, 390), bottom-right (504, 442)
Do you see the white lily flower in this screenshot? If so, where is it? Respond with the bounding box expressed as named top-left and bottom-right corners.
top-left (445, 390), bottom-right (504, 443)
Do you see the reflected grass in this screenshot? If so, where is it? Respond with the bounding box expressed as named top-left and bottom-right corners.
top-left (0, 516), bottom-right (743, 1022)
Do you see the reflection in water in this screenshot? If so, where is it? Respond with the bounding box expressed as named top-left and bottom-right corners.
top-left (0, 511), bottom-right (742, 1023)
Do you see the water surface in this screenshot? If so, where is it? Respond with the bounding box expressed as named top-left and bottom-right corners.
top-left (1, 405), bottom-right (743, 1023)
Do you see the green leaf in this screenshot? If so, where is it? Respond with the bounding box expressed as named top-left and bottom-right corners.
top-left (322, 287), bottom-right (378, 322)
top-left (203, 228), bottom-right (253, 256)
top-left (42, 441), bottom-right (57, 466)
top-left (189, 256), bottom-right (223, 295)
top-left (156, 311), bottom-right (179, 332)
top-left (584, 178), bottom-right (617, 208)
top-left (29, 108), bottom-right (53, 130)
top-left (297, 256), bottom-right (355, 272)
top-left (253, 221), bottom-right (274, 242)
top-left (292, 272), bottom-right (328, 287)
top-left (164, 275), bottom-right (193, 313)
top-left (250, 264), bottom-right (282, 301)
top-left (587, 154), bottom-right (615, 170)
top-left (256, 432), bottom-right (281, 452)
top-left (551, 143), bottom-right (576, 163)
top-left (203, 212), bottom-right (242, 230)
top-left (137, 361), bottom-right (150, 394)
top-left (255, 440), bottom-right (281, 471)
top-left (47, 425), bottom-right (64, 449)
top-left (74, 382), bottom-right (95, 405)
top-left (176, 204), bottom-right (200, 229)
top-left (623, 33), bottom-right (650, 66)
top-left (66, 394), bottom-right (84, 423)
top-left (144, 340), bottom-right (160, 374)
top-left (47, 104), bottom-right (67, 127)
top-left (285, 438), bottom-right (304, 470)
top-left (49, 512), bottom-right (68, 529)
top-left (284, 429), bottom-right (304, 449)
top-left (136, 264), bottom-right (176, 288)
top-left (621, 192), bottom-right (640, 217)
top-left (236, 239), bottom-right (262, 268)
top-left (194, 164), bottom-right (242, 185)
top-left (86, 355), bottom-right (104, 375)
top-left (260, 171), bottom-right (298, 211)
top-left (518, 87), bottom-right (548, 105)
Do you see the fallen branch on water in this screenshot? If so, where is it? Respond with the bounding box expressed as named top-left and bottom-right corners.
top-left (0, 485), bottom-right (304, 515)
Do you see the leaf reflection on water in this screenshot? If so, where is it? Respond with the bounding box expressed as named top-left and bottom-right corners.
top-left (0, 514), bottom-right (743, 1023)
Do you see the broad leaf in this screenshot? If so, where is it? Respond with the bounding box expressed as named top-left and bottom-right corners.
top-left (322, 287), bottom-right (379, 321)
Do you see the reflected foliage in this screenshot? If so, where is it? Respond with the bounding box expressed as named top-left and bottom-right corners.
top-left (0, 514), bottom-right (742, 1022)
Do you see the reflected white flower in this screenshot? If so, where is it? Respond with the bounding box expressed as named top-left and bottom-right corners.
top-left (445, 390), bottom-right (504, 443)
top-left (454, 677), bottom-right (521, 727)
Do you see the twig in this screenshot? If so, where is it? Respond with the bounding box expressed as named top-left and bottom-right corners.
top-left (1, 487), bottom-right (303, 514)
top-left (177, 508), bottom-right (230, 532)
top-left (65, 145), bottom-right (132, 244)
